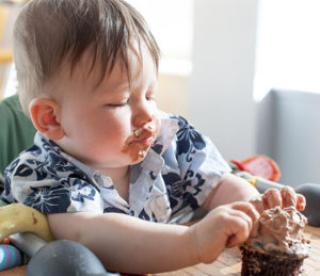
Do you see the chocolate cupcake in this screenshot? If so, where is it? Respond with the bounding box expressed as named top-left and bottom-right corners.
top-left (240, 207), bottom-right (310, 276)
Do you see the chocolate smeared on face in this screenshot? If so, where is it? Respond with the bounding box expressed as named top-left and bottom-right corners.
top-left (122, 118), bottom-right (160, 162)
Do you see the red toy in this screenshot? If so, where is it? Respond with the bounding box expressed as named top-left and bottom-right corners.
top-left (230, 155), bottom-right (281, 182)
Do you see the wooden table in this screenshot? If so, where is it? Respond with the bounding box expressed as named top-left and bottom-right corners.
top-left (157, 226), bottom-right (320, 276)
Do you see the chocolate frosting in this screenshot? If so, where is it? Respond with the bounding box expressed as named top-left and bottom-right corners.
top-left (247, 207), bottom-right (309, 256)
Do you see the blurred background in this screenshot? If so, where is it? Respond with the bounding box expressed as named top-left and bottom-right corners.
top-left (0, 0), bottom-right (319, 186)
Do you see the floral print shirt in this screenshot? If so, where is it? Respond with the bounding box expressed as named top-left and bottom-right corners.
top-left (2, 114), bottom-right (231, 224)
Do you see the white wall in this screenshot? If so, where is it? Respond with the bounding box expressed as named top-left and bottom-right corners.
top-left (255, 1), bottom-right (320, 185)
top-left (157, 73), bottom-right (189, 117)
top-left (189, 0), bottom-right (258, 160)
top-left (254, 0), bottom-right (320, 100)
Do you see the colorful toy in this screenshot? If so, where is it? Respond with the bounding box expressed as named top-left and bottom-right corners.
top-left (0, 244), bottom-right (22, 270)
top-left (230, 155), bottom-right (281, 182)
top-left (0, 203), bottom-right (53, 242)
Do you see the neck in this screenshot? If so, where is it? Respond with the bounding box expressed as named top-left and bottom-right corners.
top-left (98, 166), bottom-right (129, 182)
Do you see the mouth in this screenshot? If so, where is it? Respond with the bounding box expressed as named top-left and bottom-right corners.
top-left (130, 123), bottom-right (158, 147)
top-left (122, 120), bottom-right (160, 161)
top-left (122, 133), bottom-right (155, 162)
top-left (130, 134), bottom-right (154, 147)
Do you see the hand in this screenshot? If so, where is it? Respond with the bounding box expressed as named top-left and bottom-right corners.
top-left (250, 186), bottom-right (306, 214)
top-left (189, 201), bottom-right (259, 263)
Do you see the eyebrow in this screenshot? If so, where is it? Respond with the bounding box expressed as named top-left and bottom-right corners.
top-left (93, 78), bottom-right (128, 95)
top-left (109, 81), bottom-right (130, 91)
top-left (94, 71), bottom-right (158, 96)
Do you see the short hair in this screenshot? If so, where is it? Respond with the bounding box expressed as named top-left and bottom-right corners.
top-left (13, 0), bottom-right (160, 114)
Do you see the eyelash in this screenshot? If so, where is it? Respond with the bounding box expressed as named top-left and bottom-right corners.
top-left (107, 95), bottom-right (155, 108)
top-left (146, 94), bottom-right (156, 101)
top-left (107, 102), bottom-right (128, 108)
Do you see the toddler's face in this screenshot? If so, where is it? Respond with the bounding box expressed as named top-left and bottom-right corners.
top-left (52, 44), bottom-right (161, 171)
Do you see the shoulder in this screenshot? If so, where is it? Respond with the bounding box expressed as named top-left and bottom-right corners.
top-left (4, 133), bottom-right (84, 188)
top-left (158, 112), bottom-right (195, 132)
top-left (153, 112), bottom-right (209, 157)
top-left (3, 139), bottom-right (101, 213)
top-left (169, 115), bottom-right (207, 155)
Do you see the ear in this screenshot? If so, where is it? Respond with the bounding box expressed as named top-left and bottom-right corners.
top-left (29, 98), bottom-right (65, 141)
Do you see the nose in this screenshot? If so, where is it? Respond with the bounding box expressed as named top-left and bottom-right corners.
top-left (132, 100), bottom-right (154, 128)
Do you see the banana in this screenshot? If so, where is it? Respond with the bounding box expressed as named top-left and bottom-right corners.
top-left (0, 203), bottom-right (54, 242)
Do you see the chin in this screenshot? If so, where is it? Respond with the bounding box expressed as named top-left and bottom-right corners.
top-left (131, 150), bottom-right (150, 164)
top-left (129, 156), bottom-right (145, 165)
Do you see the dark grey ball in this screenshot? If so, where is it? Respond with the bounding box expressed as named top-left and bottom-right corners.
top-left (26, 239), bottom-right (118, 276)
top-left (296, 183), bottom-right (320, 227)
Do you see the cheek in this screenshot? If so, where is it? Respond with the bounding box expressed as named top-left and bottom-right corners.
top-left (60, 101), bottom-right (92, 133)
top-left (95, 112), bottom-right (130, 142)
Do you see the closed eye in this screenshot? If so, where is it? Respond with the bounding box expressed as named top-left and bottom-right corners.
top-left (105, 100), bottom-right (129, 108)
top-left (107, 103), bottom-right (127, 108)
top-left (146, 94), bottom-right (156, 101)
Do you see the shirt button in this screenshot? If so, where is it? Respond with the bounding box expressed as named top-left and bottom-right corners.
top-left (100, 175), bottom-right (113, 188)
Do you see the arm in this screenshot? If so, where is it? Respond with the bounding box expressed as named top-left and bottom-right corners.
top-left (202, 173), bottom-right (306, 213)
top-left (48, 201), bottom-right (259, 274)
top-left (202, 173), bottom-right (259, 210)
top-left (48, 212), bottom-right (198, 274)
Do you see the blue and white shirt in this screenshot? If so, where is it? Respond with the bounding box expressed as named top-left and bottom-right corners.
top-left (2, 114), bottom-right (231, 224)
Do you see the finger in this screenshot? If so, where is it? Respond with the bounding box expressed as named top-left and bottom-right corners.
top-left (249, 195), bottom-right (264, 214)
top-left (231, 201), bottom-right (260, 223)
top-left (226, 213), bottom-right (252, 247)
top-left (296, 194), bottom-right (306, 211)
top-left (231, 202), bottom-right (260, 238)
top-left (229, 209), bottom-right (253, 230)
top-left (281, 186), bottom-right (297, 208)
top-left (262, 188), bottom-right (282, 209)
top-left (227, 234), bottom-right (239, 248)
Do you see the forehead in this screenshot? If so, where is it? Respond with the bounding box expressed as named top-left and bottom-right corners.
top-left (85, 42), bottom-right (158, 90)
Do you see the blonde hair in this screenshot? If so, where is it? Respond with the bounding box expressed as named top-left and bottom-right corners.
top-left (13, 0), bottom-right (160, 114)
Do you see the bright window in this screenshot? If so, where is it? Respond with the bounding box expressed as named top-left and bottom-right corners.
top-left (254, 0), bottom-right (320, 100)
top-left (126, 0), bottom-right (193, 75)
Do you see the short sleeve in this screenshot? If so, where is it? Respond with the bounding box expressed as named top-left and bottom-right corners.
top-left (2, 150), bottom-right (104, 215)
top-left (163, 116), bottom-right (231, 215)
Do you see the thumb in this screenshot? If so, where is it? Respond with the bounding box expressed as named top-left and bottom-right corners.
top-left (226, 234), bottom-right (238, 248)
